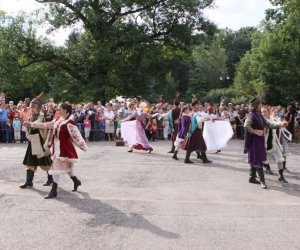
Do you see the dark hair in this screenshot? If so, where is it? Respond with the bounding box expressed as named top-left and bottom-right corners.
top-left (60, 103), bottom-right (72, 118)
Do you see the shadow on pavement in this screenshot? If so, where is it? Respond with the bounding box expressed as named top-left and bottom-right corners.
top-left (32, 188), bottom-right (180, 239)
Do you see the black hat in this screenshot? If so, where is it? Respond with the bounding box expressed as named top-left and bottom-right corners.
top-left (191, 99), bottom-right (200, 106)
top-left (249, 97), bottom-right (261, 105)
top-left (31, 92), bottom-right (44, 108)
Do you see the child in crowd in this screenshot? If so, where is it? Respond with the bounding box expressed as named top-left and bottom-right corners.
top-left (115, 111), bottom-right (122, 139)
top-left (13, 114), bottom-right (22, 143)
top-left (6, 118), bottom-right (13, 143)
top-left (97, 111), bottom-right (106, 141)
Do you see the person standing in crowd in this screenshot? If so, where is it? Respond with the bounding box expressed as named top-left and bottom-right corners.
top-left (0, 101), bottom-right (8, 143)
top-left (104, 103), bottom-right (115, 141)
top-left (168, 93), bottom-right (181, 153)
top-left (13, 114), bottom-right (22, 143)
top-left (261, 106), bottom-right (288, 183)
top-left (20, 93), bottom-right (53, 189)
top-left (25, 103), bottom-right (88, 199)
top-left (182, 99), bottom-right (212, 164)
top-left (244, 98), bottom-right (287, 189)
top-left (84, 113), bottom-right (91, 142)
top-left (85, 102), bottom-right (97, 141)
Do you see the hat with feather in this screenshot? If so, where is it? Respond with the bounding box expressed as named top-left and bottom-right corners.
top-left (30, 92), bottom-right (44, 108)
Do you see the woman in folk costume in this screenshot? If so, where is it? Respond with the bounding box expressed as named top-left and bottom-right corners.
top-left (20, 93), bottom-right (53, 189)
top-left (167, 92), bottom-right (181, 153)
top-left (203, 106), bottom-right (233, 153)
top-left (261, 106), bottom-right (288, 183)
top-left (26, 103), bottom-right (88, 199)
top-left (121, 102), bottom-right (158, 153)
top-left (244, 98), bottom-right (287, 189)
top-left (182, 99), bottom-right (212, 164)
top-left (172, 106), bottom-right (191, 161)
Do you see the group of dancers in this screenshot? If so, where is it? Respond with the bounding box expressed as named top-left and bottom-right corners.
top-left (19, 93), bottom-right (292, 199)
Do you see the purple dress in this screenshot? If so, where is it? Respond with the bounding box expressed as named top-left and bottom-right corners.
top-left (133, 111), bottom-right (153, 151)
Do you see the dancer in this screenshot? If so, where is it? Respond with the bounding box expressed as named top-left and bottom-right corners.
top-left (20, 93), bottom-right (53, 189)
top-left (168, 92), bottom-right (181, 153)
top-left (203, 106), bottom-right (233, 153)
top-left (244, 98), bottom-right (287, 189)
top-left (25, 103), bottom-right (88, 199)
top-left (261, 106), bottom-right (288, 183)
top-left (121, 102), bottom-right (156, 153)
top-left (172, 106), bottom-right (191, 161)
top-left (182, 99), bottom-right (212, 164)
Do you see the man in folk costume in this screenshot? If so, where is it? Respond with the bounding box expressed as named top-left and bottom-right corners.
top-left (244, 98), bottom-right (288, 189)
top-left (26, 103), bottom-right (88, 199)
top-left (20, 93), bottom-right (53, 189)
top-left (168, 92), bottom-right (181, 153)
top-left (182, 99), bottom-right (212, 164)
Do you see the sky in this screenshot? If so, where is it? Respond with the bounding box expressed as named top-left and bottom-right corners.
top-left (0, 0), bottom-right (272, 45)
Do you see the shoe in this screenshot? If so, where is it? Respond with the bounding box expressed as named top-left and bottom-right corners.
top-left (70, 176), bottom-right (81, 192)
top-left (264, 164), bottom-right (274, 175)
top-left (19, 170), bottom-right (34, 189)
top-left (249, 178), bottom-right (260, 184)
top-left (279, 169), bottom-right (288, 183)
top-left (45, 182), bottom-right (58, 199)
top-left (172, 151), bottom-right (179, 160)
top-left (260, 182), bottom-right (267, 189)
top-left (196, 152), bottom-right (202, 160)
top-left (168, 146), bottom-right (175, 154)
top-left (128, 149), bottom-right (133, 153)
top-left (184, 159), bottom-right (194, 164)
top-left (43, 173), bottom-right (53, 186)
top-left (201, 152), bottom-right (212, 164)
top-left (148, 148), bottom-right (153, 153)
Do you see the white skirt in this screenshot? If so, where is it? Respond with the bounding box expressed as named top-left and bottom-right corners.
top-left (203, 121), bottom-right (233, 152)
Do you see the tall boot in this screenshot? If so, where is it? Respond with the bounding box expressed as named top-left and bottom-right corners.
top-left (44, 182), bottom-right (58, 199)
top-left (279, 169), bottom-right (288, 183)
top-left (263, 164), bottom-right (274, 175)
top-left (201, 152), bottom-right (212, 164)
top-left (43, 172), bottom-right (53, 186)
top-left (196, 151), bottom-right (202, 160)
top-left (184, 151), bottom-right (194, 164)
top-left (70, 176), bottom-right (81, 192)
top-left (168, 143), bottom-right (175, 153)
top-left (257, 168), bottom-right (267, 189)
top-left (283, 161), bottom-right (289, 172)
top-left (19, 170), bottom-right (34, 189)
top-left (249, 167), bottom-right (260, 184)
top-left (172, 150), bottom-right (179, 160)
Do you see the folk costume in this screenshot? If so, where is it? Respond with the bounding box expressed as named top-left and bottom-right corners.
top-left (20, 93), bottom-right (52, 189)
top-left (203, 112), bottom-right (233, 152)
top-left (168, 94), bottom-right (181, 153)
top-left (182, 100), bottom-right (212, 164)
top-left (172, 112), bottom-right (191, 161)
top-left (244, 98), bottom-right (283, 189)
top-left (263, 117), bottom-right (288, 183)
top-left (121, 102), bottom-right (155, 153)
top-left (30, 104), bottom-right (88, 199)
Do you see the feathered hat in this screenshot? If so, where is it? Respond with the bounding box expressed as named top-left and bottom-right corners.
top-left (30, 92), bottom-right (44, 108)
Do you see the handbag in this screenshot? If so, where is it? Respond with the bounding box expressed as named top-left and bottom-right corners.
top-left (116, 138), bottom-right (125, 146)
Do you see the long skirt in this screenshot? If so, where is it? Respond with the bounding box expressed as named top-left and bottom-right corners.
top-left (121, 120), bottom-right (152, 151)
top-left (183, 128), bottom-right (207, 152)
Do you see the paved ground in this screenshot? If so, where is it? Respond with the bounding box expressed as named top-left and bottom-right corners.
top-left (0, 140), bottom-right (300, 250)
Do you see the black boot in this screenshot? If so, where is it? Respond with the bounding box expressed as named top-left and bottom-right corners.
top-left (168, 144), bottom-right (175, 154)
top-left (249, 167), bottom-right (260, 184)
top-left (45, 182), bottom-right (58, 199)
top-left (172, 150), bottom-right (179, 160)
top-left (43, 172), bottom-right (53, 186)
top-left (19, 170), bottom-right (34, 189)
top-left (70, 176), bottom-right (81, 192)
top-left (264, 164), bottom-right (274, 175)
top-left (257, 168), bottom-right (267, 189)
top-left (196, 151), bottom-right (202, 160)
top-left (184, 151), bottom-right (194, 164)
top-left (283, 161), bottom-right (289, 172)
top-left (201, 152), bottom-right (212, 164)
top-left (279, 169), bottom-right (288, 183)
